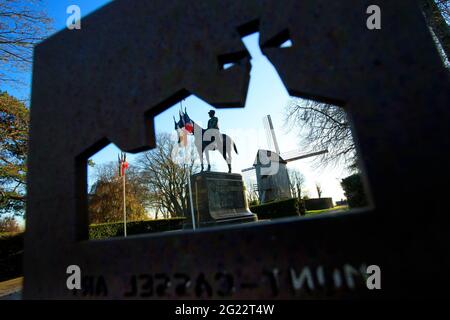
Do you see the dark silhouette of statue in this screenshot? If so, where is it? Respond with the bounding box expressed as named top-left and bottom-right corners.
top-left (207, 110), bottom-right (219, 130)
top-left (175, 110), bottom-right (238, 173)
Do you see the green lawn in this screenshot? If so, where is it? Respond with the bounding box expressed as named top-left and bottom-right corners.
top-left (305, 205), bottom-right (349, 216)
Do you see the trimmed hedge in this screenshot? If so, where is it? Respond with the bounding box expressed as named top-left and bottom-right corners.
top-left (304, 198), bottom-right (334, 211)
top-left (89, 217), bottom-right (185, 240)
top-left (0, 232), bottom-right (23, 282)
top-left (249, 198), bottom-right (305, 219)
top-left (341, 173), bottom-right (368, 208)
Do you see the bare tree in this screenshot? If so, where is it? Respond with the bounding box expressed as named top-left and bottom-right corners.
top-left (138, 133), bottom-right (198, 219)
top-left (285, 97), bottom-right (357, 170)
top-left (0, 0), bottom-right (53, 84)
top-left (420, 0), bottom-right (450, 60)
top-left (88, 162), bottom-right (148, 224)
top-left (315, 183), bottom-right (323, 199)
top-left (288, 168), bottom-right (305, 200)
top-left (245, 182), bottom-right (259, 206)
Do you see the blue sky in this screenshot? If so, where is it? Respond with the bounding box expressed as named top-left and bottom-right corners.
top-left (3, 0), bottom-right (352, 205)
top-left (2, 0), bottom-right (113, 101)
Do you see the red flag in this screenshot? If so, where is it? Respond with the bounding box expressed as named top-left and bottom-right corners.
top-left (182, 112), bottom-right (194, 134)
top-left (120, 161), bottom-right (129, 176)
top-left (122, 161), bottom-right (128, 176)
top-left (185, 122), bottom-right (193, 133)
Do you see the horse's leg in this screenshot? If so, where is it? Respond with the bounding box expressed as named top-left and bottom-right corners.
top-left (197, 143), bottom-right (204, 172)
top-left (224, 135), bottom-right (232, 173)
top-left (205, 149), bottom-right (211, 171)
top-left (220, 149), bottom-right (230, 173)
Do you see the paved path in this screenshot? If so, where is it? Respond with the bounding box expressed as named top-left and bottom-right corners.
top-left (0, 277), bottom-right (23, 300)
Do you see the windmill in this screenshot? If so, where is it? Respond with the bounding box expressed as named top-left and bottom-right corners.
top-left (242, 115), bottom-right (328, 204)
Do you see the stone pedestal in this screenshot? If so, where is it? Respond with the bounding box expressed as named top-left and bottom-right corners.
top-left (184, 172), bottom-right (257, 228)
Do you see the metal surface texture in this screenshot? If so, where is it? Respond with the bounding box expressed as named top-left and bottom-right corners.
top-left (25, 0), bottom-right (450, 298)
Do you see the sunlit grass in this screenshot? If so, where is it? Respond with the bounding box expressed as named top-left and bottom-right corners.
top-left (305, 205), bottom-right (349, 216)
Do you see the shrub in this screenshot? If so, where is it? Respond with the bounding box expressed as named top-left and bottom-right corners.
top-left (89, 217), bottom-right (186, 240)
top-left (249, 198), bottom-right (305, 219)
top-left (341, 173), bottom-right (368, 208)
top-left (304, 198), bottom-right (334, 211)
top-left (0, 217), bottom-right (22, 233)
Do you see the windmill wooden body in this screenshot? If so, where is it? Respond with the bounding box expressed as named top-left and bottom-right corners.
top-left (252, 149), bottom-right (291, 203)
top-left (242, 115), bottom-right (327, 204)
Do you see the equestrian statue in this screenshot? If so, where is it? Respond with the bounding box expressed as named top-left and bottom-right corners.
top-left (174, 109), bottom-right (238, 173)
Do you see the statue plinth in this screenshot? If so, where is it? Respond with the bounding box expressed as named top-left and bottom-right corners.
top-left (185, 171), bottom-right (257, 228)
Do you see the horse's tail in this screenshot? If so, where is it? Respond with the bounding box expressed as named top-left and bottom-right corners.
top-left (233, 141), bottom-right (238, 154)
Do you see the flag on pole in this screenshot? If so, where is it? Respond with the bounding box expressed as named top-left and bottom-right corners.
top-left (175, 114), bottom-right (189, 147)
top-left (182, 111), bottom-right (194, 134)
top-left (175, 106), bottom-right (196, 230)
top-left (118, 153), bottom-right (129, 177)
top-left (178, 128), bottom-right (188, 147)
top-left (120, 161), bottom-right (129, 176)
top-left (118, 152), bottom-right (128, 237)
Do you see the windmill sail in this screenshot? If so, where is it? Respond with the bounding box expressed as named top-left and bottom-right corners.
top-left (263, 115), bottom-right (274, 151)
top-left (263, 115), bottom-right (280, 154)
top-left (281, 149), bottom-right (328, 162)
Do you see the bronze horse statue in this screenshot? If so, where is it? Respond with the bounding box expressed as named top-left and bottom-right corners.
top-left (175, 110), bottom-right (238, 173)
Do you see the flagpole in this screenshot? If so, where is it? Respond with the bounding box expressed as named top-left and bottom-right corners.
top-left (177, 103), bottom-right (196, 230)
top-left (119, 152), bottom-right (127, 237)
top-left (187, 169), bottom-right (196, 230)
top-left (123, 171), bottom-right (127, 237)
top-left (185, 146), bottom-right (196, 230)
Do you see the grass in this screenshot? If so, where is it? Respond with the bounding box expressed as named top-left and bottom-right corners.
top-left (89, 216), bottom-right (185, 227)
top-left (305, 205), bottom-right (349, 216)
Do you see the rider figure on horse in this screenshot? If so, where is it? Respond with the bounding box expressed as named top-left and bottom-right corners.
top-left (206, 110), bottom-right (222, 150)
top-left (207, 110), bottom-right (219, 130)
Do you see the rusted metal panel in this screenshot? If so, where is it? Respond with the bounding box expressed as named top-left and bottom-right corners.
top-left (25, 0), bottom-right (450, 299)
